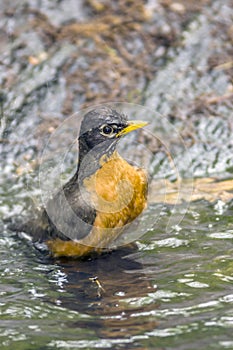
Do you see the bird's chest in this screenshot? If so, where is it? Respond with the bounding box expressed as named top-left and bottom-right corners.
top-left (83, 153), bottom-right (147, 229)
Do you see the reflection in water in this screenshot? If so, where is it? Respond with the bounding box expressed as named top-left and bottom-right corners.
top-left (45, 247), bottom-right (159, 340)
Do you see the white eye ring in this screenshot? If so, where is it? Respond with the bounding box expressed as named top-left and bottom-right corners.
top-left (99, 124), bottom-right (116, 138)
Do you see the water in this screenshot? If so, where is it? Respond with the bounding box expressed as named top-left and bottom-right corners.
top-left (1, 198), bottom-right (233, 350)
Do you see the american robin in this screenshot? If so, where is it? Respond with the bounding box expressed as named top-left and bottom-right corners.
top-left (12, 106), bottom-right (148, 258)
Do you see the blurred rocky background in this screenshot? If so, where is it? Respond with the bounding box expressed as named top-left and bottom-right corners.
top-left (0, 0), bottom-right (233, 213)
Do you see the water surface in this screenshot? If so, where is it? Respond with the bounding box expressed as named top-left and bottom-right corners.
top-left (1, 197), bottom-right (233, 349)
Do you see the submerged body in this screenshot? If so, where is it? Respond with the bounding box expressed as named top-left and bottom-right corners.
top-left (11, 107), bottom-right (148, 258)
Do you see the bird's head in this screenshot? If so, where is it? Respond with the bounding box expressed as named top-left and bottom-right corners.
top-left (77, 106), bottom-right (148, 178)
top-left (79, 106), bottom-right (147, 153)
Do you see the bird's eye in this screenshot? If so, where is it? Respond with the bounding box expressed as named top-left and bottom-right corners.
top-left (100, 124), bottom-right (116, 137)
top-left (102, 125), bottom-right (113, 134)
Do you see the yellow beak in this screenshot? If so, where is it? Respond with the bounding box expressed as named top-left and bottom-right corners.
top-left (116, 120), bottom-right (148, 137)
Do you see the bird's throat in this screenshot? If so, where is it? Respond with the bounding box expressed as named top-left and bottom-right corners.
top-left (77, 138), bottom-right (118, 183)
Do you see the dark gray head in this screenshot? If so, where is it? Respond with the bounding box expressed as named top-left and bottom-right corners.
top-left (78, 107), bottom-right (128, 164)
top-left (77, 106), bottom-right (147, 180)
top-left (80, 106), bottom-right (127, 142)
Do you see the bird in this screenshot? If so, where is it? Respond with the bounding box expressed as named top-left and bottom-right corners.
top-left (10, 106), bottom-right (148, 258)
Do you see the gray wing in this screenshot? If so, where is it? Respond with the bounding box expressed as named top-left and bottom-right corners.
top-left (9, 178), bottom-right (96, 243)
